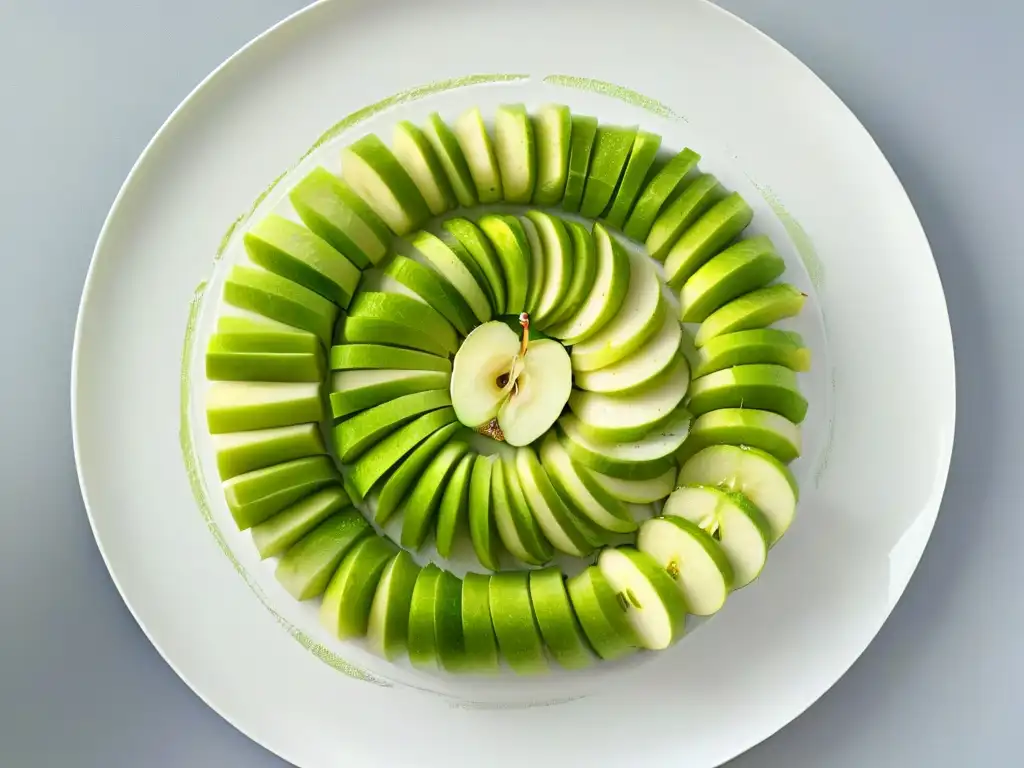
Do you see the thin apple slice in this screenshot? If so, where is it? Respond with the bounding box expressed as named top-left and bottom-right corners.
top-left (343, 290), bottom-right (458, 356)
top-left (407, 564), bottom-right (443, 669)
top-left (598, 547), bottom-right (686, 649)
top-left (206, 347), bottom-right (322, 383)
top-left (545, 220), bottom-right (597, 329)
top-left (529, 568), bottom-right (593, 670)
top-left (423, 113), bottom-right (477, 207)
top-left (679, 407), bottom-right (802, 465)
top-left (664, 192), bottom-right (755, 288)
top-left (223, 456), bottom-right (339, 529)
top-left (400, 440), bottom-right (471, 550)
top-left (532, 104), bottom-right (571, 205)
top-left (566, 566), bottom-right (639, 660)
top-left (250, 486), bottom-right (350, 559)
top-left (498, 338), bottom-right (572, 447)
top-left (383, 255), bottom-right (477, 336)
top-left (206, 381), bottom-right (322, 434)
top-left (468, 455), bottom-right (502, 570)
top-left (341, 134), bottom-right (430, 235)
top-left (215, 315), bottom-right (319, 354)
top-left (695, 284), bottom-right (807, 347)
top-left (408, 231), bottom-right (492, 323)
top-left (637, 515), bottom-right (734, 614)
top-left (330, 369), bottom-right (450, 419)
top-left (679, 235), bottom-right (785, 322)
top-left (367, 550), bottom-right (421, 660)
top-left (557, 412), bottom-right (687, 480)
top-left (693, 329), bottom-right (811, 378)
top-left (330, 342), bottom-right (451, 373)
top-left (524, 211), bottom-right (573, 328)
top-left (562, 114), bottom-right (598, 212)
top-left (678, 444), bottom-right (798, 545)
top-left (321, 535), bottom-right (398, 639)
top-left (604, 130), bottom-right (662, 230)
top-left (450, 321), bottom-right (520, 428)
top-left (646, 174), bottom-right (723, 261)
top-left (519, 215), bottom-right (546, 316)
top-left (223, 265), bottom-right (337, 345)
top-left (275, 509), bottom-right (371, 600)
top-left (489, 572), bottom-right (548, 675)
top-left (585, 465), bottom-right (677, 505)
top-left (435, 453), bottom-right (474, 558)
top-left (434, 570), bottom-right (468, 672)
top-left (624, 148), bottom-right (701, 242)
top-left (461, 573), bottom-right (500, 672)
top-left (663, 484), bottom-right (770, 587)
top-left (441, 218), bottom-right (507, 314)
top-left (372, 418), bottom-right (461, 522)
top-left (494, 104), bottom-right (536, 203)
top-left (332, 389), bottom-right (452, 463)
top-left (392, 120), bottom-right (457, 215)
top-left (580, 125), bottom-right (637, 219)
top-left (491, 458), bottom-right (551, 566)
top-left (454, 107), bottom-right (502, 203)
top-left (573, 310), bottom-right (682, 394)
top-left (212, 422), bottom-right (325, 480)
top-left (515, 447), bottom-right (595, 557)
top-left (687, 364), bottom-right (808, 423)
top-left (477, 214), bottom-right (530, 313)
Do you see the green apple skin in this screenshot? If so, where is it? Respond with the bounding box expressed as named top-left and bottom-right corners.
top-left (546, 223), bottom-right (631, 345)
top-left (556, 414), bottom-right (680, 481)
top-left (531, 104), bottom-right (571, 205)
top-left (250, 485), bottom-right (350, 559)
top-left (367, 550), bottom-right (421, 661)
top-left (678, 444), bottom-right (798, 546)
top-left (206, 348), bottom-right (323, 383)
top-left (502, 455), bottom-right (556, 564)
top-left (383, 255), bottom-right (477, 336)
top-left (519, 215), bottom-right (546, 317)
top-left (624, 148), bottom-right (701, 242)
top-left (566, 566), bottom-right (639, 661)
top-left (468, 455), bottom-right (502, 570)
top-left (687, 364), bottom-right (808, 423)
top-left (461, 572), bottom-right (500, 672)
top-left (573, 310), bottom-right (682, 394)
top-left (603, 130), bottom-right (662, 230)
top-left (333, 388), bottom-right (452, 463)
top-left (372, 419), bottom-right (460, 523)
top-left (330, 342), bottom-right (451, 374)
top-left (455, 107), bottom-right (503, 203)
top-left (212, 422), bottom-right (325, 480)
top-left (289, 167), bottom-right (390, 268)
top-left (490, 458), bottom-right (548, 566)
top-left (434, 571), bottom-right (469, 673)
top-left (524, 211), bottom-right (573, 328)
top-left (223, 455), bottom-right (339, 529)
top-left (494, 103), bottom-right (536, 203)
top-left (489, 572), bottom-right (548, 675)
top-left (598, 547), bottom-right (687, 650)
top-left (515, 447), bottom-right (595, 557)
top-left (330, 369), bottom-right (450, 420)
top-left (348, 290), bottom-right (458, 355)
top-left (409, 231), bottom-right (493, 323)
top-left (545, 220), bottom-right (597, 329)
top-left (477, 214), bottom-right (530, 314)
top-left (695, 284), bottom-right (807, 347)
top-left (407, 564), bottom-right (443, 670)
top-left (206, 381), bottom-right (322, 434)
top-left (223, 265), bottom-right (338, 346)
top-left (435, 453), bottom-right (474, 559)
top-left (442, 217), bottom-right (507, 315)
top-left (244, 214), bottom-right (362, 309)
top-left (562, 115), bottom-right (598, 213)
top-left (441, 234), bottom-right (501, 314)
top-left (214, 316), bottom-right (320, 355)
top-left (664, 192), bottom-right (755, 289)
top-left (693, 329), bottom-right (811, 378)
top-left (341, 133), bottom-right (431, 235)
top-left (529, 568), bottom-right (593, 670)
top-left (585, 465), bottom-right (677, 505)
top-left (679, 235), bottom-right (785, 322)
top-left (321, 535), bottom-right (398, 639)
top-left (423, 113), bottom-right (478, 208)
top-left (392, 120), bottom-right (457, 216)
top-left (274, 509), bottom-right (371, 600)
top-left (678, 407), bottom-right (802, 465)
top-left (400, 440), bottom-right (471, 550)
top-left (645, 174), bottom-right (723, 262)
top-left (579, 125), bottom-right (637, 219)
top-left (349, 410), bottom-right (458, 501)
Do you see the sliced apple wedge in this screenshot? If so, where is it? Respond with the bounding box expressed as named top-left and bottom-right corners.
top-left (462, 572), bottom-right (500, 672)
top-left (441, 217), bottom-right (507, 314)
top-left (604, 130), bottom-right (662, 230)
top-left (529, 568), bottom-right (593, 670)
top-left (435, 570), bottom-right (468, 672)
top-left (454, 107), bottom-right (502, 203)
top-left (646, 174), bottom-right (723, 262)
top-left (367, 550), bottom-right (421, 660)
top-left (408, 231), bottom-right (492, 323)
top-left (206, 347), bottom-right (323, 383)
top-left (519, 215), bottom-right (546, 316)
top-left (383, 255), bottom-right (477, 336)
top-left (573, 310), bottom-right (682, 394)
top-left (494, 104), bottom-right (536, 203)
top-left (490, 457), bottom-right (544, 565)
top-left (477, 214), bottom-right (530, 313)
top-left (679, 235), bottom-right (785, 322)
top-left (468, 455), bottom-right (502, 570)
top-left (598, 547), bottom-right (687, 650)
top-left (515, 446), bottom-right (595, 557)
top-left (531, 104), bottom-right (571, 205)
top-left (250, 486), bottom-right (350, 560)
top-left (502, 455), bottom-right (555, 564)
top-left (695, 284), bottom-right (807, 347)
top-left (341, 134), bottom-right (430, 235)
top-left (223, 265), bottom-right (337, 346)
top-left (692, 328), bottom-right (811, 378)
top-left (215, 315), bottom-right (319, 355)
top-left (664, 192), bottom-right (754, 289)
top-left (330, 368), bottom-right (450, 419)
top-left (223, 455), bottom-right (339, 530)
top-left (562, 114), bottom-right (598, 213)
top-left (407, 564), bottom-right (443, 669)
top-left (580, 125), bottom-right (637, 219)
top-left (330, 342), bottom-right (451, 373)
top-left (489, 572), bottom-right (548, 675)
top-left (321, 535), bottom-right (398, 639)
top-left (206, 381), bottom-right (322, 434)
top-left (435, 452), bottom-right (474, 559)
top-left (275, 509), bottom-right (370, 600)
top-left (547, 220), bottom-right (597, 329)
top-left (524, 211), bottom-right (573, 328)
top-left (585, 465), bottom-right (677, 505)
top-left (566, 566), bottom-right (639, 660)
top-left (212, 422), bottom-right (325, 481)
top-left (392, 120), bottom-right (457, 215)
top-left (423, 113), bottom-right (477, 208)
top-left (372, 418), bottom-right (461, 522)
top-left (332, 388), bottom-right (452, 463)
top-left (679, 407), bottom-right (802, 465)
top-left (400, 439), bottom-right (471, 550)
top-left (557, 412), bottom-right (686, 480)
top-left (687, 364), bottom-right (808, 423)
top-left (343, 290), bottom-right (458, 356)
top-left (624, 148), bottom-right (700, 242)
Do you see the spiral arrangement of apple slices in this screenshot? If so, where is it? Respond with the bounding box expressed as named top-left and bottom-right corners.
top-left (205, 103), bottom-right (811, 673)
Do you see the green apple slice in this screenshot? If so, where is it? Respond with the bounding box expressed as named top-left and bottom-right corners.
top-left (223, 455), bottom-right (339, 529)
top-left (206, 348), bottom-right (323, 383)
top-left (468, 455), bottom-right (502, 570)
top-left (333, 389), bottom-right (452, 463)
top-left (503, 455), bottom-right (555, 562)
top-left (423, 113), bottom-right (477, 208)
top-left (289, 167), bottom-right (391, 268)
top-left (494, 103), bottom-right (536, 203)
top-left (435, 452), bottom-right (475, 558)
top-left (450, 320), bottom-right (520, 428)
top-left (250, 486), bottom-right (350, 559)
top-left (646, 174), bottom-right (723, 262)
top-left (223, 265), bottom-right (337, 345)
top-left (693, 329), bottom-right (811, 378)
top-left (343, 290), bottom-right (458, 356)
top-left (603, 130), bottom-right (662, 230)
top-left (454, 107), bottom-right (502, 203)
top-left (498, 337), bottom-right (572, 447)
top-left (409, 231), bottom-right (492, 323)
top-left (518, 215), bottom-right (545, 316)
top-left (546, 223), bottom-right (631, 344)
top-left (678, 444), bottom-right (798, 545)
top-left (490, 458), bottom-right (549, 566)
top-left (372, 418), bottom-right (460, 521)
top-left (680, 407), bottom-right (802, 465)
top-left (367, 550), bottom-right (421, 660)
top-left (532, 104), bottom-right (571, 205)
top-left (330, 342), bottom-right (451, 373)
top-left (585, 465), bottom-right (677, 504)
top-left (461, 572), bottom-right (500, 672)
top-left (489, 572), bottom-right (548, 675)
top-left (573, 310), bottom-right (682, 394)
top-left (274, 509), bottom-right (371, 600)
top-left (637, 515), bottom-right (734, 614)
top-left (580, 125), bottom-right (637, 219)
top-left (695, 284), bottom-right (807, 347)
top-left (442, 234), bottom-right (499, 313)
top-left (664, 192), bottom-right (755, 288)
top-left (400, 439), bottom-right (471, 550)
top-left (477, 214), bottom-right (530, 313)
top-left (570, 357), bottom-right (690, 442)
top-left (214, 315), bottom-right (320, 354)
top-left (407, 564), bottom-right (443, 669)
top-left (244, 214), bottom-right (361, 308)
top-left (206, 381), bottom-right (322, 434)
top-left (679, 235), bottom-right (785, 322)
top-left (523, 211), bottom-right (573, 328)
top-left (434, 570), bottom-right (468, 672)
top-left (663, 484), bottom-right (770, 587)
top-left (557, 412), bottom-right (686, 480)
top-left (441, 217), bottom-right (507, 314)
top-left (212, 422), bottom-right (325, 480)
top-left (392, 120), bottom-right (457, 215)
top-left (515, 446), bottom-right (594, 557)
top-left (341, 134), bottom-right (430, 235)
top-left (544, 220), bottom-right (597, 329)
top-left (329, 369), bottom-right (450, 420)
top-left (562, 115), bottom-right (598, 212)
top-left (571, 246), bottom-right (664, 371)
top-left (598, 547), bottom-right (686, 649)
top-left (688, 364), bottom-right (808, 423)
top-left (624, 148), bottom-right (701, 242)
top-left (383, 255), bottom-right (477, 336)
top-left (529, 568), bottom-right (593, 670)
top-left (321, 535), bottom-right (398, 639)
top-left (566, 566), bottom-right (639, 660)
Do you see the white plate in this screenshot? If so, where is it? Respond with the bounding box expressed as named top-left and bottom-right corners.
top-left (72, 0), bottom-right (955, 765)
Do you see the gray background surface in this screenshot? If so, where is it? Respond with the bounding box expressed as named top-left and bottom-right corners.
top-left (1, 0), bottom-right (1019, 765)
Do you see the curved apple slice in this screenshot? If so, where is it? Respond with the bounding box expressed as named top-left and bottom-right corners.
top-left (531, 104), bottom-right (571, 205)
top-left (678, 408), bottom-right (802, 465)
top-left (525, 211), bottom-right (573, 328)
top-left (584, 466), bottom-right (677, 504)
top-left (557, 412), bottom-right (686, 480)
top-left (573, 309), bottom-right (682, 394)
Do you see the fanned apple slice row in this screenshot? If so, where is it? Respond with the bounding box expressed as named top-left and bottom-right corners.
top-left (332, 389), bottom-right (452, 464)
top-left (205, 345), bottom-right (323, 383)
top-left (468, 455), bottom-right (502, 571)
top-left (531, 104), bottom-right (571, 205)
top-left (624, 148), bottom-right (700, 242)
top-left (557, 410), bottom-right (689, 480)
top-left (490, 457), bottom-right (548, 566)
top-left (580, 124), bottom-right (637, 219)
top-left (441, 217), bottom-right (507, 314)
top-left (400, 439), bottom-right (471, 550)
top-left (223, 265), bottom-right (338, 346)
top-left (329, 368), bottom-right (450, 419)
top-left (276, 509), bottom-right (371, 600)
top-left (585, 465), bottom-right (677, 505)
top-left (494, 104), bottom-right (536, 204)
top-left (392, 120), bottom-right (457, 216)
top-left (330, 342), bottom-right (451, 373)
top-left (215, 315), bottom-right (320, 355)
top-left (477, 214), bottom-right (530, 314)
top-left (515, 446), bottom-right (595, 557)
top-left (678, 408), bottom-right (802, 465)
top-left (341, 290), bottom-right (458, 357)
top-left (562, 115), bottom-right (598, 213)
top-left (525, 211), bottom-right (574, 328)
top-left (408, 231), bottom-right (492, 323)
top-left (250, 486), bottom-right (351, 560)
top-left (341, 134), bottom-right (431, 236)
top-left (573, 309), bottom-right (682, 394)
top-left (454, 107), bottom-right (502, 204)
top-left (423, 113), bottom-right (477, 208)
top-left (382, 255), bottom-right (477, 337)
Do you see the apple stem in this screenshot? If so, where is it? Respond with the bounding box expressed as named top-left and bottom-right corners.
top-left (518, 312), bottom-right (530, 358)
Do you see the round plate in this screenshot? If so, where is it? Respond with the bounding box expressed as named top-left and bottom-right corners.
top-left (72, 0), bottom-right (955, 765)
